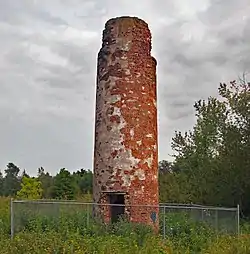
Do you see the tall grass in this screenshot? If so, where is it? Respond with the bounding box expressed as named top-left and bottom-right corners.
top-left (0, 197), bottom-right (10, 235)
top-left (1, 197), bottom-right (250, 253)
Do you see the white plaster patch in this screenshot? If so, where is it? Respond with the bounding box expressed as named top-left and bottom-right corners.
top-left (146, 134), bottom-right (153, 138)
top-left (113, 106), bottom-right (122, 116)
top-left (122, 174), bottom-right (134, 186)
top-left (125, 69), bottom-right (131, 75)
top-left (134, 169), bottom-right (146, 181)
top-left (144, 154), bottom-right (153, 168)
top-left (137, 140), bottom-right (142, 145)
top-left (130, 128), bottom-right (134, 138)
top-left (129, 154), bottom-right (140, 167)
top-left (121, 40), bottom-right (131, 51)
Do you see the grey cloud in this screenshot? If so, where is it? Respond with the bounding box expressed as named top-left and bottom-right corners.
top-left (0, 0), bottom-right (67, 26)
top-left (168, 109), bottom-right (194, 121)
top-left (199, 0), bottom-right (250, 26)
top-left (50, 42), bottom-right (97, 71)
top-left (168, 100), bottom-right (191, 108)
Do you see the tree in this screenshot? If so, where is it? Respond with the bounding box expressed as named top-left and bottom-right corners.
top-left (168, 77), bottom-right (250, 214)
top-left (158, 160), bottom-right (173, 174)
top-left (16, 176), bottom-right (43, 200)
top-left (37, 167), bottom-right (53, 199)
top-left (21, 169), bottom-right (30, 179)
top-left (53, 168), bottom-right (76, 200)
top-left (73, 169), bottom-right (93, 196)
top-left (159, 172), bottom-right (193, 203)
top-left (3, 163), bottom-right (21, 196)
top-left (0, 170), bottom-right (3, 196)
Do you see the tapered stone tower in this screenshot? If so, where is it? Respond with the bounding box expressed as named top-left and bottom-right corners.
top-left (93, 16), bottom-right (159, 229)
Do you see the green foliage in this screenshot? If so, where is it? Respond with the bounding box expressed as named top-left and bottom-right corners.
top-left (2, 163), bottom-right (21, 196)
top-left (16, 177), bottom-right (43, 200)
top-left (0, 197), bottom-right (10, 235)
top-left (37, 167), bottom-right (54, 199)
top-left (159, 160), bottom-right (173, 174)
top-left (0, 171), bottom-right (3, 196)
top-left (53, 168), bottom-right (77, 200)
top-left (0, 163), bottom-right (93, 200)
top-left (160, 78), bottom-right (250, 216)
top-left (1, 197), bottom-right (250, 253)
top-left (159, 172), bottom-right (193, 203)
top-left (73, 168), bottom-right (93, 195)
top-left (162, 212), bottom-right (215, 253)
top-left (0, 232), bottom-right (166, 254)
top-left (21, 169), bottom-right (30, 179)
top-left (204, 235), bottom-right (250, 254)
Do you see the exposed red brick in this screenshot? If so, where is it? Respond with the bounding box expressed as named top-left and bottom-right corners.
top-left (93, 16), bottom-right (159, 230)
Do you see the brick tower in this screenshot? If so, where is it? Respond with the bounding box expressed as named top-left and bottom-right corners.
top-left (93, 16), bottom-right (159, 229)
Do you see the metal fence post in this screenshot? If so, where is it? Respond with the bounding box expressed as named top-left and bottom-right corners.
top-left (10, 198), bottom-right (14, 239)
top-left (87, 203), bottom-right (90, 227)
top-left (215, 209), bottom-right (218, 234)
top-left (163, 206), bottom-right (166, 240)
top-left (237, 204), bottom-right (240, 235)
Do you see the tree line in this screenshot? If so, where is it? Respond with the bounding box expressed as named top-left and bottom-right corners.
top-left (0, 77), bottom-right (249, 216)
top-left (0, 163), bottom-right (92, 200)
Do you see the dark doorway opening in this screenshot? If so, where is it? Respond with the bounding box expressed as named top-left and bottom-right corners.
top-left (109, 193), bottom-right (125, 223)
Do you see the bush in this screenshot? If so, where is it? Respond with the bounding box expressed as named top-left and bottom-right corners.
top-left (2, 197), bottom-right (250, 253)
top-left (0, 232), bottom-right (167, 254)
top-left (204, 235), bottom-right (250, 254)
top-left (161, 212), bottom-right (216, 253)
top-left (0, 197), bottom-right (11, 236)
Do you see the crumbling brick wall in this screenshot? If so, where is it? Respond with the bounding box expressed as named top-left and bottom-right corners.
top-left (93, 16), bottom-right (159, 229)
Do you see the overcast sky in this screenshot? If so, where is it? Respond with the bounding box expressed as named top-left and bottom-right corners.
top-left (0, 0), bottom-right (249, 176)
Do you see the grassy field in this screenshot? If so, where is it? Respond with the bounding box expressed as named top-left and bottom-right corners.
top-left (1, 197), bottom-right (250, 254)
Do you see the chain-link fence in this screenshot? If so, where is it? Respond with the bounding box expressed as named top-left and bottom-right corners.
top-left (10, 199), bottom-right (240, 239)
top-left (159, 203), bottom-right (240, 238)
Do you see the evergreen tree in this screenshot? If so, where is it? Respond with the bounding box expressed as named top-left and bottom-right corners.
top-left (0, 170), bottom-right (3, 196)
top-left (37, 167), bottom-right (53, 199)
top-left (73, 168), bottom-right (93, 196)
top-left (53, 168), bottom-right (76, 200)
top-left (3, 163), bottom-right (21, 196)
